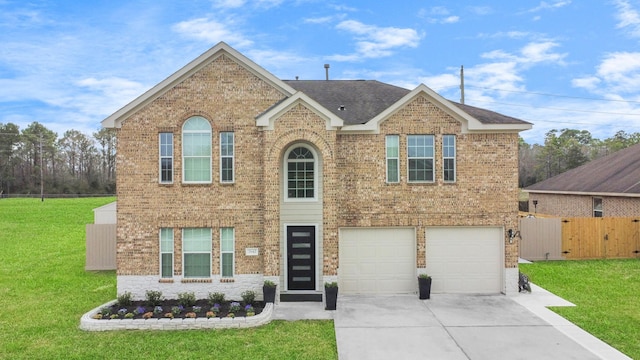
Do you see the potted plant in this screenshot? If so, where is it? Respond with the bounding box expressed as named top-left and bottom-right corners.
top-left (263, 280), bottom-right (277, 303)
top-left (418, 274), bottom-right (432, 300)
top-left (324, 281), bottom-right (338, 310)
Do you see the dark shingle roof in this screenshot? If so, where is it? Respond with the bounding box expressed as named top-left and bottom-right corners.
top-left (283, 80), bottom-right (410, 125)
top-left (450, 101), bottom-right (531, 125)
top-left (526, 142), bottom-right (640, 195)
top-left (283, 80), bottom-right (530, 126)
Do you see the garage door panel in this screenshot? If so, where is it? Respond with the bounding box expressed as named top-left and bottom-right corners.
top-left (340, 228), bottom-right (416, 294)
top-left (426, 227), bottom-right (502, 294)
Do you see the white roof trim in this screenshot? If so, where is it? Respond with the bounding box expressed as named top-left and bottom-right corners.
top-left (340, 83), bottom-right (532, 134)
top-left (256, 91), bottom-right (344, 131)
top-left (102, 42), bottom-right (296, 128)
top-left (525, 189), bottom-right (640, 198)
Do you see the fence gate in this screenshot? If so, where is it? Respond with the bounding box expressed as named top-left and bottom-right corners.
top-left (561, 217), bottom-right (640, 259)
top-left (519, 217), bottom-right (563, 261)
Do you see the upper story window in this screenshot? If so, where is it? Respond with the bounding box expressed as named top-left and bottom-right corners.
top-left (407, 135), bottom-right (434, 182)
top-left (220, 132), bottom-right (234, 183)
top-left (593, 198), bottom-right (603, 217)
top-left (386, 135), bottom-right (400, 183)
top-left (159, 133), bottom-right (173, 184)
top-left (442, 135), bottom-right (456, 182)
top-left (286, 146), bottom-right (315, 199)
top-left (182, 117), bottom-right (212, 183)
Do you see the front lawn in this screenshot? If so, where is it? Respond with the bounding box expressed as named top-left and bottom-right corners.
top-left (0, 198), bottom-right (337, 360)
top-left (520, 259), bottom-right (639, 359)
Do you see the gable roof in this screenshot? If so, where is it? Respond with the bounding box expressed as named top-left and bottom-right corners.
top-left (102, 42), bottom-right (296, 128)
top-left (284, 80), bottom-right (531, 129)
top-left (525, 142), bottom-right (640, 197)
top-left (102, 41), bottom-right (531, 135)
top-left (283, 80), bottom-right (410, 125)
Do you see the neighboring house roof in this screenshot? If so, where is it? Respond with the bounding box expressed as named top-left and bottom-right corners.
top-left (525, 142), bottom-right (640, 197)
top-left (102, 41), bottom-right (532, 135)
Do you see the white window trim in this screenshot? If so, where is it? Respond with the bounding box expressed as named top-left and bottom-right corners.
top-left (283, 144), bottom-right (319, 202)
top-left (220, 227), bottom-right (235, 278)
top-left (443, 134), bottom-right (456, 183)
top-left (407, 134), bottom-right (435, 183)
top-left (182, 117), bottom-right (212, 184)
top-left (159, 228), bottom-right (173, 278)
top-left (220, 132), bottom-right (234, 184)
top-left (182, 228), bottom-right (212, 278)
top-left (159, 133), bottom-right (173, 184)
top-left (386, 135), bottom-right (400, 183)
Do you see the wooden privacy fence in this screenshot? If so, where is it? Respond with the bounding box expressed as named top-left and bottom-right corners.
top-left (519, 216), bottom-right (640, 260)
top-left (85, 224), bottom-right (117, 270)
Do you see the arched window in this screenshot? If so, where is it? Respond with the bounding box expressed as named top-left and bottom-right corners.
top-left (286, 146), bottom-right (315, 199)
top-left (182, 116), bottom-right (212, 183)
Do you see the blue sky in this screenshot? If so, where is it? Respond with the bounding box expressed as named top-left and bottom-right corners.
top-left (2, 0), bottom-right (640, 144)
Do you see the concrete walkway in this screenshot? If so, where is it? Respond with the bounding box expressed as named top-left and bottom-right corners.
top-left (273, 285), bottom-right (631, 360)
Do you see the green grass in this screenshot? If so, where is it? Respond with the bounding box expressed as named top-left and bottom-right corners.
top-left (520, 260), bottom-right (640, 359)
top-left (0, 198), bottom-right (337, 360)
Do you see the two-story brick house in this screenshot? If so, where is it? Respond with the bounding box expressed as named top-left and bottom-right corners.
top-left (102, 42), bottom-right (531, 301)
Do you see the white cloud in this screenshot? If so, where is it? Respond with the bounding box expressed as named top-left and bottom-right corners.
top-left (572, 76), bottom-right (600, 90)
top-left (442, 16), bottom-right (460, 24)
top-left (212, 0), bottom-right (246, 9)
top-left (328, 20), bottom-right (421, 61)
top-left (613, 0), bottom-right (640, 38)
top-left (172, 18), bottom-right (253, 48)
top-left (528, 1), bottom-right (572, 13)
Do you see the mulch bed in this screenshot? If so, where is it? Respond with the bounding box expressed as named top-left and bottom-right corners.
top-left (92, 299), bottom-right (265, 320)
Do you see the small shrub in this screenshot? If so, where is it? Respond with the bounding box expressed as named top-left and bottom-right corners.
top-left (171, 305), bottom-right (184, 316)
top-left (263, 280), bottom-right (276, 288)
top-left (192, 305), bottom-right (202, 313)
top-left (133, 306), bottom-right (146, 315)
top-left (229, 301), bottom-right (241, 313)
top-left (124, 313), bottom-right (134, 319)
top-left (142, 312), bottom-right (154, 319)
top-left (145, 290), bottom-right (164, 306)
top-left (109, 314), bottom-right (119, 319)
top-left (208, 292), bottom-right (225, 305)
top-left (99, 307), bottom-right (111, 317)
top-left (117, 308), bottom-right (128, 316)
top-left (117, 291), bottom-right (133, 307)
top-left (241, 290), bottom-right (256, 304)
top-left (177, 291), bottom-right (196, 307)
top-left (153, 306), bottom-right (163, 314)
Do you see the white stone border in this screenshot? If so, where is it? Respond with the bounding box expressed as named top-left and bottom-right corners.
top-left (79, 300), bottom-right (273, 331)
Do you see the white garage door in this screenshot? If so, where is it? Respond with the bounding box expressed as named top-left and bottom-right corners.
top-left (339, 228), bottom-right (416, 294)
top-left (426, 227), bottom-right (502, 294)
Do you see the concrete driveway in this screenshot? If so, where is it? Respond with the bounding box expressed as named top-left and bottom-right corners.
top-left (334, 292), bottom-right (629, 360)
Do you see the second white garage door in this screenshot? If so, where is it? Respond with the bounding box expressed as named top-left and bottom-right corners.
top-left (426, 227), bottom-right (503, 294)
top-left (339, 228), bottom-right (416, 294)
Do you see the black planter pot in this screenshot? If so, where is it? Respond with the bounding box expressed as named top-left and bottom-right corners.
top-left (324, 286), bottom-right (338, 310)
top-left (418, 277), bottom-right (432, 300)
top-left (263, 285), bottom-right (276, 303)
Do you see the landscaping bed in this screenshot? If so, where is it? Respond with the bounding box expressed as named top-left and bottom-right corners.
top-left (92, 299), bottom-right (265, 320)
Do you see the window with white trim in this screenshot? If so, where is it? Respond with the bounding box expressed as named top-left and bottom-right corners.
top-left (220, 227), bottom-right (234, 277)
top-left (220, 132), bottom-right (234, 183)
top-left (286, 146), bottom-right (315, 199)
top-left (159, 133), bottom-right (173, 183)
top-left (443, 135), bottom-right (456, 182)
top-left (593, 198), bottom-right (603, 217)
top-left (386, 135), bottom-right (399, 183)
top-left (182, 117), bottom-right (212, 183)
top-left (407, 135), bottom-right (434, 182)
top-left (182, 228), bottom-right (211, 278)
top-left (160, 228), bottom-right (173, 278)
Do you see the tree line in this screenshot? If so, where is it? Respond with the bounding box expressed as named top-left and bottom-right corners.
top-left (519, 129), bottom-right (640, 188)
top-left (0, 122), bottom-right (116, 197)
top-left (1, 121), bottom-right (638, 196)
